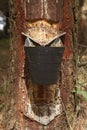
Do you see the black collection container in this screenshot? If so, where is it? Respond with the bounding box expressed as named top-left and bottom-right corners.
top-left (24, 47), bottom-right (64, 85)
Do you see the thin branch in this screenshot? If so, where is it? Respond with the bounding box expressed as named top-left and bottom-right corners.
top-left (78, 62), bottom-right (87, 67)
top-left (79, 44), bottom-right (87, 48)
top-left (61, 101), bottom-right (73, 130)
top-left (80, 49), bottom-right (87, 58)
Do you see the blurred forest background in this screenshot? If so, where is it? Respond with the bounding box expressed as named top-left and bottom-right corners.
top-left (0, 0), bottom-right (9, 111)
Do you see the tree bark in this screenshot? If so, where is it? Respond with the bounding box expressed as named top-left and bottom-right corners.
top-left (3, 0), bottom-right (76, 130)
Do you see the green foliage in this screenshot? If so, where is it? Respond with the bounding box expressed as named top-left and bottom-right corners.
top-left (73, 88), bottom-right (87, 101)
top-left (76, 88), bottom-right (87, 101)
top-left (0, 38), bottom-right (9, 48)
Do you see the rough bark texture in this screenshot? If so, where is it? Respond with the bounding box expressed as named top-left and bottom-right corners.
top-left (25, 0), bottom-right (63, 22)
top-left (3, 0), bottom-right (76, 130)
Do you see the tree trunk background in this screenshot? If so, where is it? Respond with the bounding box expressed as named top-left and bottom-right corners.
top-left (2, 0), bottom-right (77, 130)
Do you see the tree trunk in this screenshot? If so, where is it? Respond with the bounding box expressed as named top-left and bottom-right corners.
top-left (3, 0), bottom-right (76, 130)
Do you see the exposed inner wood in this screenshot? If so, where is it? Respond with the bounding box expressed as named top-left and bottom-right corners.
top-left (22, 20), bottom-right (63, 125)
